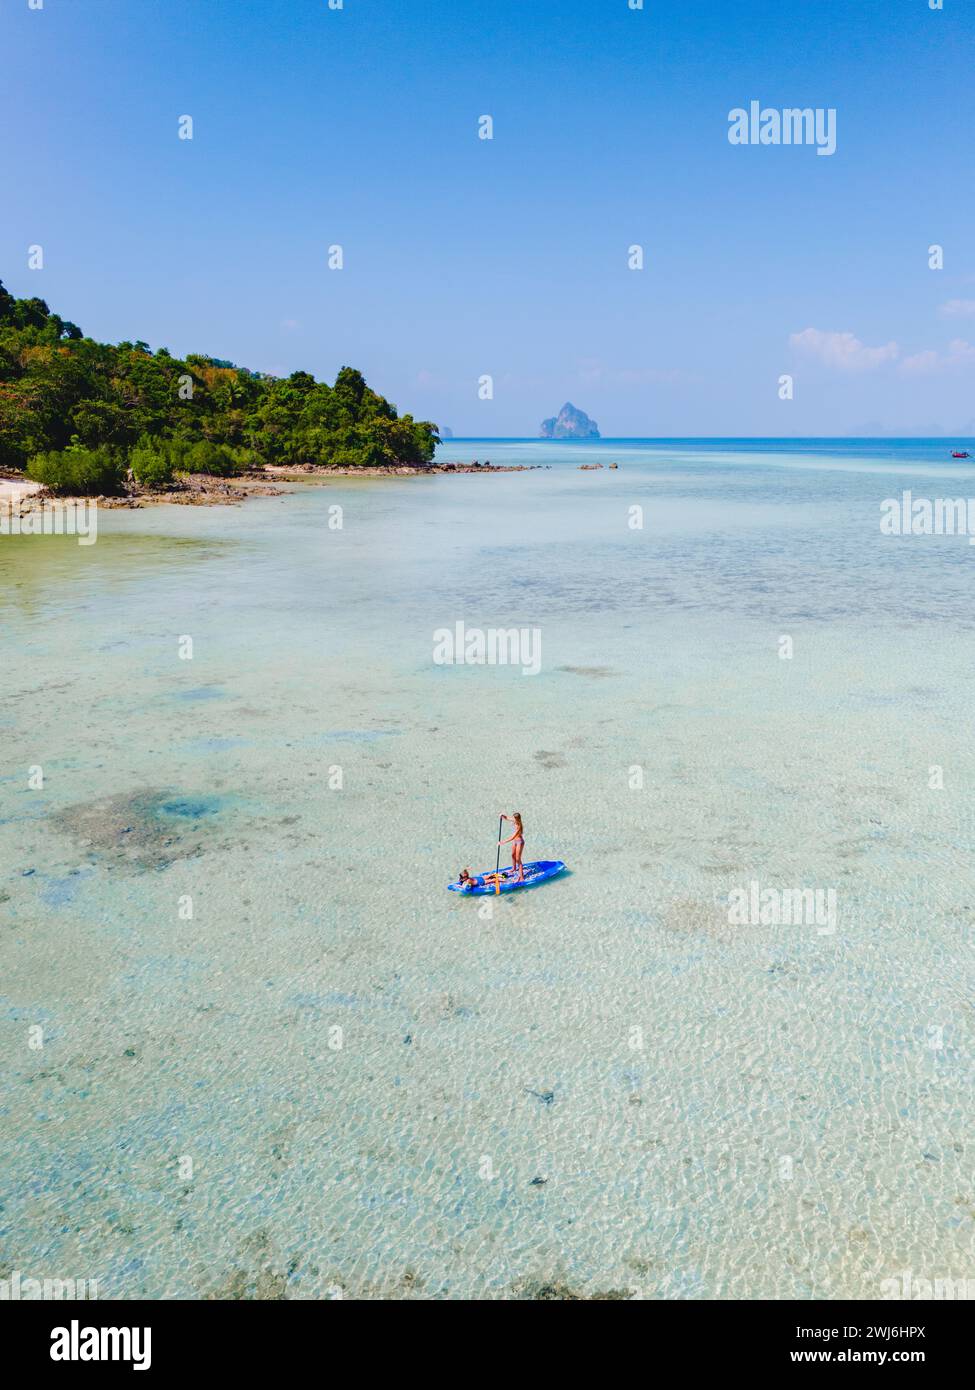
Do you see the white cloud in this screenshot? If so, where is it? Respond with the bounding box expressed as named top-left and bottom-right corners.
top-left (938, 299), bottom-right (975, 319)
top-left (789, 327), bottom-right (899, 371)
top-left (898, 349), bottom-right (939, 376)
top-left (900, 339), bottom-right (975, 375)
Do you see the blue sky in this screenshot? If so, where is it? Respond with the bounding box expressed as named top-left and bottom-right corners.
top-left (3, 0), bottom-right (974, 436)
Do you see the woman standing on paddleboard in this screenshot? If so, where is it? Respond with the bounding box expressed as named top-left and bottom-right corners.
top-left (499, 812), bottom-right (525, 883)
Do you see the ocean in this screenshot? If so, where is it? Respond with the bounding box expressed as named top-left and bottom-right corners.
top-left (1, 438), bottom-right (972, 1299)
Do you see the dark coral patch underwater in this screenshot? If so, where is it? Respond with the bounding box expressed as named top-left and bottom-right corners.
top-left (51, 789), bottom-right (231, 872)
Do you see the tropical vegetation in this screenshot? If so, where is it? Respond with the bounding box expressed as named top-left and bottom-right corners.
top-left (0, 279), bottom-right (439, 492)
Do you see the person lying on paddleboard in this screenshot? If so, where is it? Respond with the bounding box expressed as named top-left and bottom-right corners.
top-left (458, 868), bottom-right (505, 890)
top-left (499, 812), bottom-right (525, 883)
top-left (457, 867), bottom-right (511, 891)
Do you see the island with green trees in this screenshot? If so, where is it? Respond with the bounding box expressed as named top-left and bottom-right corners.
top-left (0, 279), bottom-right (447, 502)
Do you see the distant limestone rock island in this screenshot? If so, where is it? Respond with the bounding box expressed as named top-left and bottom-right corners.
top-left (539, 402), bottom-right (600, 439)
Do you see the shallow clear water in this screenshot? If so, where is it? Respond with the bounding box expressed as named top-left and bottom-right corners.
top-left (1, 439), bottom-right (973, 1299)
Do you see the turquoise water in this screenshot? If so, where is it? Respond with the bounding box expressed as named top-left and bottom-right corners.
top-left (1, 439), bottom-right (973, 1299)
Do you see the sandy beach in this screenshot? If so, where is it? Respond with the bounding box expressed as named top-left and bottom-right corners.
top-left (0, 477), bottom-right (43, 503)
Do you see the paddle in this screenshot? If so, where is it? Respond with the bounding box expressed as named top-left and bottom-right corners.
top-left (482, 815), bottom-right (504, 895)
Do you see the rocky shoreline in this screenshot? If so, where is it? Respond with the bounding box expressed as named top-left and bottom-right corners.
top-left (262, 460), bottom-right (548, 478)
top-left (1, 459), bottom-right (548, 513)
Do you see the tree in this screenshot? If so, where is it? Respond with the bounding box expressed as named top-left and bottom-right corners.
top-left (26, 440), bottom-right (126, 495)
top-left (0, 279), bottom-right (439, 479)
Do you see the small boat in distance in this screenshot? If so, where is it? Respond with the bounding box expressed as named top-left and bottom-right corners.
top-left (951, 450), bottom-right (970, 459)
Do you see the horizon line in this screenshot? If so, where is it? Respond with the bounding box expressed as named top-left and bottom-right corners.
top-left (438, 435), bottom-right (975, 442)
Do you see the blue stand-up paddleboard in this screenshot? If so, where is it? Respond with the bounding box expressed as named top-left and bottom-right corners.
top-left (447, 860), bottom-right (566, 895)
